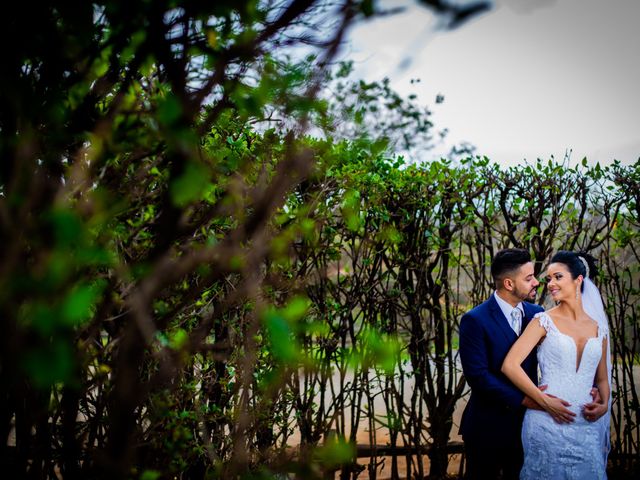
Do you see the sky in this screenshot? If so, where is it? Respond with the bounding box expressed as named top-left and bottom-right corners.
top-left (343, 0), bottom-right (640, 166)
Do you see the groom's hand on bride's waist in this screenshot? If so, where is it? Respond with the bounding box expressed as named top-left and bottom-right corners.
top-left (582, 387), bottom-right (605, 422)
top-left (589, 386), bottom-right (602, 404)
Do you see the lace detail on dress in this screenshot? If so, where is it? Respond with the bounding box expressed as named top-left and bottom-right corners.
top-left (535, 311), bottom-right (556, 333)
top-left (521, 311), bottom-right (608, 479)
top-left (598, 321), bottom-right (609, 339)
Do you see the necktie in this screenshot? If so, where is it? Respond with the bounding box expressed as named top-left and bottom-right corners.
top-left (510, 308), bottom-right (523, 335)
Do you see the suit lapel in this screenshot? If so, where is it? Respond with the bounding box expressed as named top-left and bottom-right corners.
top-left (488, 295), bottom-right (518, 343)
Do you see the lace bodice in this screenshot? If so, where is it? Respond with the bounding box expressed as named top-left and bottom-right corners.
top-left (535, 311), bottom-right (607, 412)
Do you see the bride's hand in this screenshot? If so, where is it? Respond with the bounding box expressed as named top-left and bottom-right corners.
top-left (542, 394), bottom-right (576, 424)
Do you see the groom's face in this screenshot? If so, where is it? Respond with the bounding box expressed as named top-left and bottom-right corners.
top-left (510, 262), bottom-right (539, 301)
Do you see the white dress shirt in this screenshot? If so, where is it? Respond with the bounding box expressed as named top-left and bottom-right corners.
top-left (494, 291), bottom-right (524, 335)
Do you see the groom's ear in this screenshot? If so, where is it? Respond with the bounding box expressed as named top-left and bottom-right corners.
top-left (503, 278), bottom-right (514, 291)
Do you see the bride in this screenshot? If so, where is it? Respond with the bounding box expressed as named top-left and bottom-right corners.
top-left (502, 251), bottom-right (611, 479)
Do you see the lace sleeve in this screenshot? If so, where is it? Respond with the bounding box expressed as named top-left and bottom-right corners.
top-left (598, 322), bottom-right (610, 339)
top-left (535, 312), bottom-right (554, 333)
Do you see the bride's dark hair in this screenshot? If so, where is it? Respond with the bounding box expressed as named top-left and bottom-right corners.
top-left (549, 250), bottom-right (598, 292)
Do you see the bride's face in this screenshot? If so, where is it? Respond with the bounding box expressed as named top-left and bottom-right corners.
top-left (546, 262), bottom-right (581, 302)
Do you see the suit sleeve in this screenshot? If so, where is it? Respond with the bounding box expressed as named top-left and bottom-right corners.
top-left (459, 311), bottom-right (525, 410)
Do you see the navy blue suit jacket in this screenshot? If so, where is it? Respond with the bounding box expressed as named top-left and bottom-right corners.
top-left (459, 295), bottom-right (543, 447)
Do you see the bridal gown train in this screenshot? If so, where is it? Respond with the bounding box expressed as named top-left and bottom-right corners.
top-left (521, 312), bottom-right (609, 480)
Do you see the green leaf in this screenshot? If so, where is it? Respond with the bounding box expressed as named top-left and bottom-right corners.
top-left (61, 281), bottom-right (104, 326)
top-left (281, 296), bottom-right (310, 322)
top-left (170, 162), bottom-right (211, 207)
top-left (28, 303), bottom-right (56, 335)
top-left (361, 328), bottom-right (401, 374)
top-left (263, 309), bottom-right (299, 362)
top-left (50, 209), bottom-right (83, 247)
top-left (140, 470), bottom-right (161, 480)
top-left (315, 436), bottom-right (356, 468)
top-left (157, 93), bottom-right (182, 126)
top-left (169, 328), bottom-right (189, 350)
top-left (23, 339), bottom-right (75, 388)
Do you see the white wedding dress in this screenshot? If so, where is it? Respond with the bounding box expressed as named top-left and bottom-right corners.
top-left (521, 312), bottom-right (609, 479)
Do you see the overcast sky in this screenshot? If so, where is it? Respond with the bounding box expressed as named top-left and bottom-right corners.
top-left (343, 0), bottom-right (640, 166)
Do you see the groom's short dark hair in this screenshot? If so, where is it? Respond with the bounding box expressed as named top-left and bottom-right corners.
top-left (491, 248), bottom-right (531, 287)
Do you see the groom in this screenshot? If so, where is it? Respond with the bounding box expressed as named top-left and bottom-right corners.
top-left (459, 249), bottom-right (551, 479)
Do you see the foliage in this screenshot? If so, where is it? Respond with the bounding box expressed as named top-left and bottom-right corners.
top-left (0, 1), bottom-right (369, 478)
top-left (1, 1), bottom-right (638, 480)
top-left (322, 62), bottom-right (437, 155)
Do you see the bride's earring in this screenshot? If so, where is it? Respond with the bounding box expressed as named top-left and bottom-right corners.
top-left (576, 286), bottom-right (580, 300)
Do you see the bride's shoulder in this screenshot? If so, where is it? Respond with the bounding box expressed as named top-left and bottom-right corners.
top-left (584, 314), bottom-right (609, 338)
top-left (532, 309), bottom-right (557, 332)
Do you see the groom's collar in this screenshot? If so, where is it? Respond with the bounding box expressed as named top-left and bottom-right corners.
top-left (494, 291), bottom-right (523, 321)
